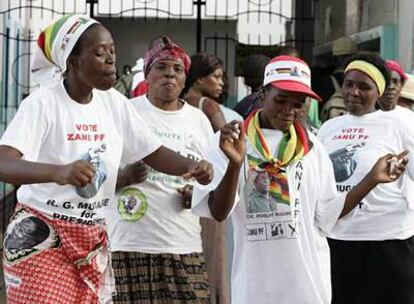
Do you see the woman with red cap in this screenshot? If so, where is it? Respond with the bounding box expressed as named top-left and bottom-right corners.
top-left (190, 55), bottom-right (406, 304)
top-left (106, 37), bottom-right (213, 304)
top-left (378, 59), bottom-right (409, 112)
top-left (0, 17), bottom-right (212, 304)
top-left (319, 52), bottom-right (414, 304)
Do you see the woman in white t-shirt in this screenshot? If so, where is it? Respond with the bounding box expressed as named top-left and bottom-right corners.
top-left (182, 53), bottom-right (231, 303)
top-left (0, 16), bottom-right (212, 304)
top-left (318, 52), bottom-right (414, 304)
top-left (378, 59), bottom-right (407, 112)
top-left (108, 36), bottom-right (213, 304)
top-left (191, 55), bottom-right (406, 304)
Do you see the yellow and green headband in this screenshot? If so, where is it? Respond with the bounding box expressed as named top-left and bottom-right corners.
top-left (345, 60), bottom-right (386, 96)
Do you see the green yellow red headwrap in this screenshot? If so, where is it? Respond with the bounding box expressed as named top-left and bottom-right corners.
top-left (31, 14), bottom-right (98, 87)
top-left (345, 60), bottom-right (386, 96)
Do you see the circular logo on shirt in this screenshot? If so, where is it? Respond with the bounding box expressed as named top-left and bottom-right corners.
top-left (118, 187), bottom-right (148, 221)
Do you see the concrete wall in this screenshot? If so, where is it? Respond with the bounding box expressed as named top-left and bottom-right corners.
top-left (312, 0), bottom-right (414, 70)
top-left (398, 0), bottom-right (414, 71)
top-left (313, 0), bottom-right (346, 45)
top-left (314, 0), bottom-right (397, 45)
top-left (359, 0), bottom-right (397, 33)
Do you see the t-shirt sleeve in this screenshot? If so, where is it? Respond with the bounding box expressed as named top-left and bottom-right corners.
top-left (192, 132), bottom-right (238, 219)
top-left (0, 93), bottom-right (48, 160)
top-left (120, 98), bottom-right (161, 164)
top-left (397, 113), bottom-right (414, 206)
top-left (314, 142), bottom-right (346, 234)
top-left (200, 112), bottom-right (215, 156)
top-left (400, 115), bottom-right (414, 180)
top-left (316, 120), bottom-right (330, 145)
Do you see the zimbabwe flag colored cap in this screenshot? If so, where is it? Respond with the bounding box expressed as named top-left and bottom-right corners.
top-left (263, 55), bottom-right (321, 101)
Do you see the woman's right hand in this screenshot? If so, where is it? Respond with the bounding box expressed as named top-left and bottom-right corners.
top-left (369, 150), bottom-right (409, 184)
top-left (219, 121), bottom-right (246, 167)
top-left (53, 160), bottom-right (95, 186)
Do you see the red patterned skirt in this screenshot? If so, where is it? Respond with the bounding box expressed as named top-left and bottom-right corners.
top-left (3, 203), bottom-right (115, 304)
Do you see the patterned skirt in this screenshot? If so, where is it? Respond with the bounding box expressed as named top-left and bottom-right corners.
top-left (3, 204), bottom-right (114, 304)
top-left (112, 251), bottom-right (210, 304)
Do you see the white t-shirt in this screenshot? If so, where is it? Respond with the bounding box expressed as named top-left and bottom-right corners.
top-left (389, 105), bottom-right (414, 118)
top-left (0, 81), bottom-right (160, 225)
top-left (318, 110), bottom-right (414, 240)
top-left (192, 130), bottom-right (345, 304)
top-left (105, 96), bottom-right (214, 254)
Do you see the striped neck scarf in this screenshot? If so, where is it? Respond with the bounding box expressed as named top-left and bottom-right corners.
top-left (244, 109), bottom-right (310, 205)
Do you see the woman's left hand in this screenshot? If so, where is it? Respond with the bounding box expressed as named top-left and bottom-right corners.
top-left (182, 160), bottom-right (213, 185)
top-left (369, 150), bottom-right (409, 184)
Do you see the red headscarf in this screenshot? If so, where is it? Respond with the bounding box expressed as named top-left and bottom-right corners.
top-left (144, 36), bottom-right (191, 76)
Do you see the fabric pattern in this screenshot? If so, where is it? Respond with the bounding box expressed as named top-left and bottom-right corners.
top-left (244, 109), bottom-right (310, 204)
top-left (3, 204), bottom-right (114, 304)
top-left (111, 251), bottom-right (210, 304)
top-left (143, 36), bottom-right (190, 76)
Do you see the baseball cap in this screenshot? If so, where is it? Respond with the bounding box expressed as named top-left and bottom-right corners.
top-left (263, 55), bottom-right (321, 101)
top-left (332, 37), bottom-right (357, 56)
top-left (386, 60), bottom-right (407, 82)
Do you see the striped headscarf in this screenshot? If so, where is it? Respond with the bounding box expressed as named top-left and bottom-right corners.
top-left (31, 14), bottom-right (98, 87)
top-left (244, 109), bottom-right (310, 205)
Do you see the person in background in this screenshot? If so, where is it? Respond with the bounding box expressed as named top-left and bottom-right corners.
top-left (191, 55), bottom-right (406, 304)
top-left (218, 71), bottom-right (243, 122)
top-left (233, 54), bottom-right (270, 119)
top-left (296, 98), bottom-right (321, 135)
top-left (330, 37), bottom-right (358, 86)
top-left (318, 52), bottom-right (414, 304)
top-left (123, 64), bottom-right (132, 76)
top-left (316, 36), bottom-right (358, 122)
top-left (399, 73), bottom-right (414, 110)
top-left (378, 60), bottom-right (407, 112)
top-left (0, 15), bottom-right (212, 304)
top-left (183, 52), bottom-right (230, 304)
top-left (182, 53), bottom-right (226, 132)
top-left (108, 36), bottom-right (213, 304)
top-left (113, 59), bottom-right (148, 98)
top-left (129, 58), bottom-right (148, 97)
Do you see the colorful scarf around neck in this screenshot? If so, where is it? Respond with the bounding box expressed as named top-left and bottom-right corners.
top-left (244, 109), bottom-right (310, 205)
